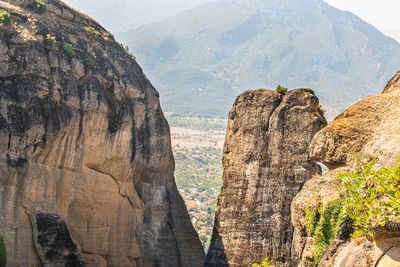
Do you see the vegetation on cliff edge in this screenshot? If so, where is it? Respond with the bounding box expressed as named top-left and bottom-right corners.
top-left (337, 159), bottom-right (400, 240)
top-left (0, 10), bottom-right (10, 25)
top-left (305, 199), bottom-right (345, 264)
top-left (276, 85), bottom-right (288, 96)
top-left (305, 158), bottom-right (400, 265)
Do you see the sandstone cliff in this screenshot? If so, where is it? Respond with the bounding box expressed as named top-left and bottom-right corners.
top-left (205, 89), bottom-right (327, 266)
top-left (0, 1), bottom-right (204, 266)
top-left (291, 71), bottom-right (400, 266)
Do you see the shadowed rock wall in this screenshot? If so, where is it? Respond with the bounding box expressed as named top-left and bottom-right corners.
top-left (0, 1), bottom-right (204, 266)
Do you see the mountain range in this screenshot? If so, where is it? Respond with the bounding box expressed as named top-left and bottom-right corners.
top-left (63, 0), bottom-right (213, 32)
top-left (117, 0), bottom-right (400, 118)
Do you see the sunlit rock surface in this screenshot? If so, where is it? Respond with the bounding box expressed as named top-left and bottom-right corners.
top-left (292, 72), bottom-right (400, 267)
top-left (0, 1), bottom-right (204, 266)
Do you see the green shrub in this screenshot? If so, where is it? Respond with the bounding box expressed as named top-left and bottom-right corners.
top-left (314, 199), bottom-right (345, 263)
top-left (0, 10), bottom-right (10, 25)
top-left (122, 45), bottom-right (136, 60)
top-left (305, 204), bottom-right (321, 236)
top-left (276, 84), bottom-right (288, 95)
top-left (252, 257), bottom-right (274, 267)
top-left (63, 43), bottom-right (74, 57)
top-left (0, 236), bottom-right (6, 267)
top-left (337, 160), bottom-right (400, 241)
top-left (304, 159), bottom-right (400, 265)
top-left (32, 0), bottom-right (45, 13)
top-left (84, 26), bottom-right (100, 39)
top-left (44, 33), bottom-right (56, 46)
top-left (346, 152), bottom-right (374, 172)
top-left (305, 199), bottom-right (345, 265)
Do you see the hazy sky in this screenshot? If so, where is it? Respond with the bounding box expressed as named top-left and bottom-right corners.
top-left (325, 0), bottom-right (400, 42)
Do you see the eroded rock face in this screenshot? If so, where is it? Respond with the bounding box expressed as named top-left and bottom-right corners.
top-left (292, 72), bottom-right (400, 267)
top-left (205, 89), bottom-right (327, 266)
top-left (383, 70), bottom-right (400, 93)
top-left (310, 71), bottom-right (400, 169)
top-left (0, 1), bottom-right (204, 266)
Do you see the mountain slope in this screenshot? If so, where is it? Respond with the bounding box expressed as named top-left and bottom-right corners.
top-left (63, 0), bottom-right (214, 32)
top-left (118, 0), bottom-right (400, 118)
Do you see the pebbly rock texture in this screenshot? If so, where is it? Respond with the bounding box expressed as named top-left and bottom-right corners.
top-left (0, 1), bottom-right (204, 266)
top-left (292, 71), bottom-right (400, 267)
top-left (205, 88), bottom-right (327, 266)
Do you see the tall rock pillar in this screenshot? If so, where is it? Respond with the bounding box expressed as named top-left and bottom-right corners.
top-left (205, 88), bottom-right (326, 266)
top-left (0, 1), bottom-right (204, 266)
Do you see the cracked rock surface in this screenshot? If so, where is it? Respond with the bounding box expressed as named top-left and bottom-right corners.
top-left (205, 88), bottom-right (326, 266)
top-left (0, 1), bottom-right (204, 266)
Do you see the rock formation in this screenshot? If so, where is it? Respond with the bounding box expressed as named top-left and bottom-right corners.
top-left (291, 71), bottom-right (400, 266)
top-left (0, 0), bottom-right (204, 266)
top-left (205, 88), bottom-right (327, 266)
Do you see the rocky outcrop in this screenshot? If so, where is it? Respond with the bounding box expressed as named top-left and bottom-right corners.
top-left (382, 70), bottom-right (400, 93)
top-left (0, 1), bottom-right (204, 266)
top-left (292, 71), bottom-right (400, 266)
top-left (31, 211), bottom-right (86, 266)
top-left (310, 71), bottom-right (400, 169)
top-left (205, 89), bottom-right (327, 266)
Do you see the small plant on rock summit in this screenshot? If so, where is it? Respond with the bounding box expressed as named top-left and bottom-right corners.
top-left (276, 84), bottom-right (288, 96)
top-left (123, 45), bottom-right (136, 60)
top-left (0, 10), bottom-right (10, 25)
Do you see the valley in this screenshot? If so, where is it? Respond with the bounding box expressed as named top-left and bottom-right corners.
top-left (166, 114), bottom-right (225, 250)
top-left (1, 0), bottom-right (400, 266)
